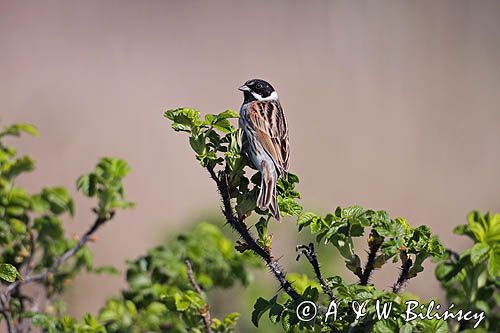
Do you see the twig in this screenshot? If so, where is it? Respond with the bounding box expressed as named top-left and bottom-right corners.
top-left (0, 210), bottom-right (114, 333)
top-left (185, 260), bottom-right (212, 333)
top-left (5, 211), bottom-right (114, 296)
top-left (0, 310), bottom-right (14, 333)
top-left (0, 295), bottom-right (14, 333)
top-left (392, 253), bottom-right (413, 293)
top-left (296, 243), bottom-right (335, 301)
top-left (22, 230), bottom-right (36, 277)
top-left (207, 166), bottom-right (300, 300)
top-left (360, 235), bottom-right (382, 285)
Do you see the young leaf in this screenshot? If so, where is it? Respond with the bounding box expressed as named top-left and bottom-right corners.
top-left (470, 243), bottom-right (490, 265)
top-left (0, 263), bottom-right (21, 283)
top-left (297, 212), bottom-right (318, 230)
top-left (76, 173), bottom-right (97, 197)
top-left (488, 244), bottom-right (500, 277)
top-left (0, 123), bottom-right (39, 138)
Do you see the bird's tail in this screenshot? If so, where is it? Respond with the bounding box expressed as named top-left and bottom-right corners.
top-left (257, 160), bottom-right (281, 222)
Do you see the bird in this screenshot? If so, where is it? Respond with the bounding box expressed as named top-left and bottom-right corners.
top-left (238, 79), bottom-right (290, 221)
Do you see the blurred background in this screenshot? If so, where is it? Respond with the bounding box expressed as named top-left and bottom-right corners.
top-left (1, 0), bottom-right (499, 328)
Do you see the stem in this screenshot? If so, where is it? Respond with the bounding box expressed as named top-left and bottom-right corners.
top-left (360, 237), bottom-right (381, 285)
top-left (0, 311), bottom-right (14, 333)
top-left (185, 260), bottom-right (212, 333)
top-left (296, 243), bottom-right (335, 301)
top-left (0, 295), bottom-right (14, 333)
top-left (392, 254), bottom-right (413, 293)
top-left (207, 166), bottom-right (300, 300)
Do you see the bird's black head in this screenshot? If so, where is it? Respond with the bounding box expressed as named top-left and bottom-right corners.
top-left (239, 79), bottom-right (278, 103)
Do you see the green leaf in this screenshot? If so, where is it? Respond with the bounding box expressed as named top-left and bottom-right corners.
top-left (252, 297), bottom-right (273, 327)
top-left (402, 323), bottom-right (413, 333)
top-left (0, 263), bottom-right (21, 283)
top-left (174, 293), bottom-right (190, 311)
top-left (310, 217), bottom-right (324, 233)
top-left (184, 290), bottom-right (205, 309)
top-left (31, 313), bottom-right (58, 333)
top-left (466, 211), bottom-right (500, 245)
top-left (9, 218), bottom-right (27, 234)
top-left (2, 156), bottom-right (35, 178)
top-left (96, 157), bottom-right (131, 181)
top-left (77, 157), bottom-right (133, 215)
top-left (204, 114), bottom-right (216, 124)
top-left (297, 212), bottom-right (318, 230)
top-left (269, 302), bottom-right (284, 324)
top-left (373, 254), bottom-right (386, 269)
top-left (164, 108), bottom-right (202, 133)
top-left (453, 224), bottom-right (472, 237)
top-left (345, 255), bottom-right (362, 277)
top-left (333, 236), bottom-right (355, 259)
top-left (470, 243), bottom-right (490, 265)
top-left (93, 265), bottom-right (120, 275)
top-left (76, 246), bottom-right (93, 270)
top-left (76, 173), bottom-right (97, 197)
top-left (217, 109), bottom-right (239, 119)
top-left (34, 187), bottom-right (75, 216)
top-left (281, 311), bottom-right (292, 331)
top-left (236, 190), bottom-right (257, 218)
top-left (223, 312), bottom-right (240, 328)
top-left (373, 318), bottom-right (398, 333)
top-left (189, 135), bottom-right (207, 154)
top-left (147, 301), bottom-right (167, 315)
top-left (0, 123), bottom-right (39, 138)
top-left (278, 198), bottom-right (303, 217)
top-left (204, 111), bottom-right (237, 133)
top-left (212, 118), bottom-right (233, 133)
top-left (488, 244), bottom-right (500, 277)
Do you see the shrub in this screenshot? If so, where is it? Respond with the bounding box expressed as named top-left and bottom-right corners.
top-left (0, 114), bottom-right (497, 333)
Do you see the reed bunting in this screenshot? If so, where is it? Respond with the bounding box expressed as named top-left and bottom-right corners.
top-left (238, 79), bottom-right (290, 221)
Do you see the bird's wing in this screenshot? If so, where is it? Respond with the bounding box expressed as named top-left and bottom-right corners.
top-left (246, 100), bottom-right (289, 173)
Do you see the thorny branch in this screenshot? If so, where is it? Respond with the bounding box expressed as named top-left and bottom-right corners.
top-left (207, 165), bottom-right (300, 300)
top-left (392, 251), bottom-right (413, 293)
top-left (296, 243), bottom-right (335, 301)
top-left (360, 234), bottom-right (382, 285)
top-left (185, 260), bottom-right (212, 333)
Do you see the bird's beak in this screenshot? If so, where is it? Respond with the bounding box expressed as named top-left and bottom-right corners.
top-left (238, 85), bottom-right (250, 92)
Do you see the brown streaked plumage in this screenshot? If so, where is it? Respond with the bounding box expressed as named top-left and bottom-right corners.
top-left (245, 100), bottom-right (289, 175)
top-left (238, 79), bottom-right (289, 221)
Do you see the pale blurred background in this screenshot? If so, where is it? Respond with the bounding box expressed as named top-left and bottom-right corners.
top-left (1, 0), bottom-right (499, 322)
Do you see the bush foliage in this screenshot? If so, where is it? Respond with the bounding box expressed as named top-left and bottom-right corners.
top-left (0, 114), bottom-right (498, 333)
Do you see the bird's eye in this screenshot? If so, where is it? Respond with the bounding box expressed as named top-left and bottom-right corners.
top-left (256, 83), bottom-right (263, 89)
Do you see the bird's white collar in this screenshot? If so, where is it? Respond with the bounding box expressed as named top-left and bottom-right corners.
top-left (252, 91), bottom-right (279, 101)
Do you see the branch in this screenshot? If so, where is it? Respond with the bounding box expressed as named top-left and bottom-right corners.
top-left (360, 236), bottom-right (382, 285)
top-left (296, 243), bottom-right (335, 301)
top-left (185, 260), bottom-right (212, 333)
top-left (0, 310), bottom-right (13, 333)
top-left (392, 252), bottom-right (412, 293)
top-left (0, 295), bottom-right (14, 333)
top-left (5, 211), bottom-right (114, 296)
top-left (207, 166), bottom-right (300, 300)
